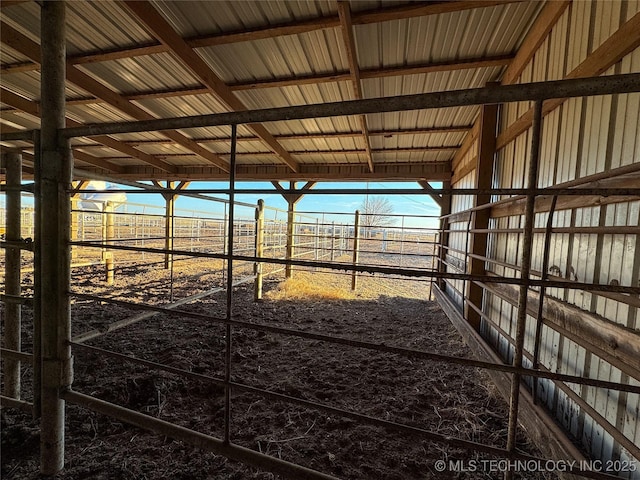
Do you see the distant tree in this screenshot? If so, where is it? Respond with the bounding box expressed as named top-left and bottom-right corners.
top-left (359, 196), bottom-right (396, 234)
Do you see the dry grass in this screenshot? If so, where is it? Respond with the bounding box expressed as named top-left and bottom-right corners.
top-left (266, 276), bottom-right (355, 301)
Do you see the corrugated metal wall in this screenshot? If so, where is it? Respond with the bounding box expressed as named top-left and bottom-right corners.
top-left (446, 1), bottom-right (640, 476)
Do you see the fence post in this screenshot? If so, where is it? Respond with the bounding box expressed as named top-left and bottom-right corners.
top-left (285, 201), bottom-right (295, 278)
top-left (351, 210), bottom-right (360, 291)
top-left (104, 201), bottom-right (114, 285)
top-left (164, 185), bottom-right (175, 270)
top-left (254, 199), bottom-right (265, 301)
top-left (70, 196), bottom-right (78, 261)
top-left (314, 218), bottom-right (319, 261)
top-left (39, 1), bottom-right (72, 472)
top-left (3, 151), bottom-right (22, 400)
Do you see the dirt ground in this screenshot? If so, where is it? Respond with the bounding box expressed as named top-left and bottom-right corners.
top-left (2, 255), bottom-right (550, 480)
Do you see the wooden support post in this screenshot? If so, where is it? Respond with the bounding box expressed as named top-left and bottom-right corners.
top-left (163, 182), bottom-right (176, 270)
top-left (437, 181), bottom-right (452, 290)
top-left (3, 151), bottom-right (22, 400)
top-left (104, 201), bottom-right (114, 285)
top-left (254, 199), bottom-right (265, 301)
top-left (39, 1), bottom-right (72, 474)
top-left (351, 210), bottom-right (361, 291)
top-left (272, 180), bottom-right (315, 279)
top-left (465, 100), bottom-right (498, 330)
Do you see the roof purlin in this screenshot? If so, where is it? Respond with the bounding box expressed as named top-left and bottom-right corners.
top-left (120, 0), bottom-right (300, 174)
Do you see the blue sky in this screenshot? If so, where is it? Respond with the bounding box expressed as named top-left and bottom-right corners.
top-left (3, 180), bottom-right (442, 230)
top-left (142, 180), bottom-right (442, 229)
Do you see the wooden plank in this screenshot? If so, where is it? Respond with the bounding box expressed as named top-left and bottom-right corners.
top-left (75, 161), bottom-right (452, 181)
top-left (352, 0), bottom-right (521, 25)
top-left (122, 1), bottom-right (299, 173)
top-left (71, 151), bottom-right (126, 174)
top-left (480, 280), bottom-right (640, 381)
top-left (337, 1), bottom-right (374, 173)
top-left (451, 155), bottom-right (478, 184)
top-left (434, 286), bottom-right (587, 479)
top-left (501, 1), bottom-right (571, 85)
top-left (0, 21), bottom-right (230, 172)
top-left (496, 11), bottom-right (640, 151)
top-left (417, 181), bottom-right (444, 208)
top-left (450, 1), bottom-right (569, 183)
top-left (0, 86), bottom-right (176, 173)
top-left (452, 122), bottom-right (480, 170)
top-left (465, 103), bottom-right (498, 330)
top-left (0, 0), bottom-right (518, 73)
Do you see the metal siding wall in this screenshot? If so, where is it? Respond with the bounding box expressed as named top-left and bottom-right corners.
top-left (449, 143), bottom-right (477, 308)
top-left (446, 0), bottom-right (640, 471)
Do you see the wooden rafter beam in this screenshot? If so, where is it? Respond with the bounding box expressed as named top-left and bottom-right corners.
top-left (451, 0), bottom-right (570, 180)
top-left (0, 0), bottom-right (519, 73)
top-left (2, 55), bottom-right (513, 94)
top-left (0, 20), bottom-right (230, 173)
top-left (272, 180), bottom-right (316, 204)
top-left (337, 0), bottom-right (374, 174)
top-left (0, 86), bottom-right (177, 173)
top-left (0, 126), bottom-right (471, 147)
top-left (496, 10), bottom-right (640, 150)
top-left (121, 0), bottom-right (299, 174)
top-left (417, 181), bottom-right (444, 208)
top-left (97, 146), bottom-right (459, 160)
top-left (0, 0), bottom-right (29, 8)
top-left (77, 161), bottom-right (451, 182)
top-left (70, 151), bottom-right (125, 174)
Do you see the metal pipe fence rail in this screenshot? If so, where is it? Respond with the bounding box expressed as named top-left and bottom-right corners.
top-left (4, 66), bottom-right (639, 479)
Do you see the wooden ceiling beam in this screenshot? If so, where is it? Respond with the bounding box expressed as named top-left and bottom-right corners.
top-left (337, 1), bottom-right (374, 174)
top-left (2, 55), bottom-right (513, 94)
top-left (69, 126), bottom-right (471, 148)
top-left (497, 9), bottom-right (640, 150)
top-left (352, 0), bottom-right (521, 25)
top-left (71, 151), bottom-right (126, 174)
top-left (75, 161), bottom-right (452, 182)
top-left (451, 1), bottom-right (570, 179)
top-left (0, 86), bottom-right (177, 173)
top-left (99, 146), bottom-right (459, 160)
top-left (121, 0), bottom-right (300, 174)
top-left (0, 21), bottom-right (230, 173)
top-left (417, 180), bottom-right (444, 208)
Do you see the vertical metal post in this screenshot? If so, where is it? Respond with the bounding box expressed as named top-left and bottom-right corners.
top-left (285, 189), bottom-right (295, 279)
top-left (224, 124), bottom-right (237, 444)
top-left (33, 130), bottom-right (42, 419)
top-left (505, 99), bottom-right (544, 476)
top-left (331, 221), bottom-right (336, 261)
top-left (70, 196), bottom-right (78, 261)
top-left (532, 196), bottom-right (558, 404)
top-left (314, 218), bottom-right (319, 261)
top-left (399, 215), bottom-right (405, 267)
top-left (254, 199), bottom-right (265, 301)
top-left (222, 203), bottom-right (228, 284)
top-left (39, 1), bottom-right (71, 474)
top-left (164, 185), bottom-right (175, 270)
top-left (428, 231), bottom-right (436, 301)
top-left (351, 210), bottom-right (361, 291)
top-left (104, 201), bottom-right (114, 285)
top-left (437, 181), bottom-right (452, 291)
top-left (3, 151), bottom-right (22, 400)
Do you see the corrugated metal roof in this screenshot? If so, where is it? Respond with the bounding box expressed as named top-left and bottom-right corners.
top-left (0, 0), bottom-right (549, 180)
top-left (151, 0), bottom-right (336, 37)
top-left (77, 53), bottom-right (201, 95)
